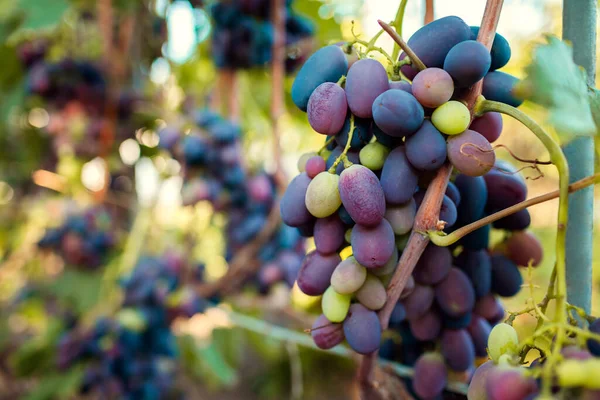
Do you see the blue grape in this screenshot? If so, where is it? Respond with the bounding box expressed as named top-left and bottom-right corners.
top-left (460, 223), bottom-right (491, 251)
top-left (454, 174), bottom-right (488, 226)
top-left (468, 315), bottom-right (493, 357)
top-left (445, 181), bottom-right (461, 207)
top-left (334, 116), bottom-right (373, 150)
top-left (414, 244), bottom-right (452, 285)
top-left (413, 353), bottom-right (448, 399)
top-left (372, 124), bottom-right (403, 148)
top-left (405, 120), bottom-right (447, 171)
top-left (345, 59), bottom-right (389, 118)
top-left (456, 249), bottom-right (492, 298)
top-left (403, 284), bottom-right (435, 320)
top-left (440, 328), bottom-right (475, 371)
top-left (380, 147), bottom-right (418, 205)
top-left (410, 308), bottom-right (442, 341)
top-left (484, 165), bottom-right (527, 212)
top-left (490, 254), bottom-right (523, 297)
top-left (493, 209), bottom-right (531, 231)
top-left (435, 267), bottom-right (475, 318)
top-left (389, 80), bottom-right (412, 94)
top-left (280, 173), bottom-right (313, 227)
top-left (482, 71), bottom-right (523, 107)
top-left (470, 26), bottom-right (511, 70)
top-left (343, 304), bottom-right (382, 354)
top-left (587, 319), bottom-right (600, 356)
top-left (443, 40), bottom-right (491, 87)
top-left (291, 45), bottom-right (348, 111)
top-left (296, 250), bottom-right (341, 296)
top-left (372, 89), bottom-right (424, 137)
top-left (440, 194), bottom-right (458, 228)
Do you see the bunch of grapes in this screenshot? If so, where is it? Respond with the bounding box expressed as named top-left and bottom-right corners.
top-left (209, 0), bottom-right (314, 71)
top-left (159, 110), bottom-right (305, 292)
top-left (56, 253), bottom-right (207, 398)
top-left (283, 15), bottom-right (546, 398)
top-left (38, 207), bottom-right (116, 269)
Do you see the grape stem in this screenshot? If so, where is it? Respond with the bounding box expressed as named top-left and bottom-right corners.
top-left (390, 0), bottom-right (409, 61)
top-left (358, 0), bottom-right (505, 387)
top-left (426, 171), bottom-right (600, 246)
top-left (378, 20), bottom-right (426, 71)
top-left (318, 136), bottom-right (336, 156)
top-left (328, 114), bottom-right (355, 173)
top-left (475, 99), bottom-right (570, 395)
top-left (424, 0), bottom-right (434, 25)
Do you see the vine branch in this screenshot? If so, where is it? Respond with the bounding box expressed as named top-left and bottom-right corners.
top-left (378, 20), bottom-right (426, 71)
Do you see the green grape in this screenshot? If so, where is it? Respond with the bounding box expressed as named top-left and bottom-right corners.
top-left (305, 172), bottom-right (342, 218)
top-left (330, 256), bottom-right (367, 294)
top-left (372, 247), bottom-right (398, 277)
top-left (556, 359), bottom-right (588, 388)
top-left (431, 100), bottom-right (470, 135)
top-left (583, 359), bottom-right (600, 389)
top-left (297, 151), bottom-right (318, 172)
top-left (322, 286), bottom-right (352, 322)
top-left (396, 233), bottom-right (411, 251)
top-left (356, 274), bottom-right (387, 310)
top-left (359, 142), bottom-right (390, 171)
top-left (344, 228), bottom-right (352, 243)
top-left (487, 323), bottom-right (519, 362)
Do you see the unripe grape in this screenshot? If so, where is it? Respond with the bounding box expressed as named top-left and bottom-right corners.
top-left (305, 172), bottom-right (341, 218)
top-left (432, 100), bottom-right (471, 135)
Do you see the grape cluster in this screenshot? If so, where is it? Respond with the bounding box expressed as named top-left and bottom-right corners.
top-left (284, 15), bottom-right (546, 398)
top-left (57, 253), bottom-right (207, 398)
top-left (210, 0), bottom-right (314, 71)
top-left (38, 207), bottom-right (116, 269)
top-left (160, 110), bottom-right (305, 292)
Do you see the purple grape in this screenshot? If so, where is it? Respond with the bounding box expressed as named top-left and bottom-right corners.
top-left (412, 68), bottom-right (454, 108)
top-left (338, 165), bottom-right (385, 227)
top-left (313, 215), bottom-right (345, 254)
top-left (305, 156), bottom-right (326, 178)
top-left (384, 199), bottom-right (416, 235)
top-left (440, 194), bottom-right (458, 228)
top-left (474, 295), bottom-right (504, 324)
top-left (482, 71), bottom-right (523, 108)
top-left (587, 319), bottom-right (600, 356)
top-left (468, 361), bottom-right (496, 400)
top-left (380, 147), bottom-right (418, 205)
top-left (372, 89), bottom-right (424, 137)
top-left (456, 249), bottom-right (492, 298)
top-left (435, 267), bottom-right (475, 317)
top-left (484, 167), bottom-right (527, 212)
top-left (345, 59), bottom-right (389, 118)
top-left (334, 116), bottom-right (373, 151)
top-left (280, 173), bottom-right (312, 227)
top-left (291, 45), bottom-right (348, 111)
top-left (504, 231), bottom-right (543, 267)
top-left (414, 244), bottom-right (452, 285)
top-left (413, 353), bottom-right (448, 399)
top-left (389, 303), bottom-right (406, 327)
top-left (470, 27), bottom-right (511, 71)
top-left (311, 314), bottom-right (345, 349)
top-left (445, 181), bottom-right (461, 207)
top-left (470, 112), bottom-right (503, 143)
top-left (342, 304), bottom-right (382, 355)
top-left (410, 308), bottom-right (442, 341)
top-left (443, 312), bottom-right (472, 330)
top-left (307, 82), bottom-right (348, 135)
top-left (389, 80), bottom-right (412, 94)
top-left (443, 40), bottom-right (491, 87)
top-left (493, 209), bottom-right (531, 231)
top-left (447, 129), bottom-right (495, 177)
top-left (468, 315), bottom-right (492, 357)
top-left (350, 219), bottom-right (395, 268)
top-left (490, 254), bottom-right (523, 297)
top-left (485, 367), bottom-right (538, 400)
top-left (403, 284), bottom-right (435, 320)
top-left (296, 250), bottom-right (341, 295)
top-left (440, 328), bottom-right (475, 371)
top-left (400, 16), bottom-right (471, 77)
top-left (405, 120), bottom-right (447, 170)
top-left (455, 174), bottom-right (488, 225)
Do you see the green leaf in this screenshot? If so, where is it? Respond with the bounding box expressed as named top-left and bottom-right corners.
top-left (178, 334), bottom-right (238, 389)
top-left (25, 367), bottom-right (85, 400)
top-left (514, 35), bottom-right (597, 139)
top-left (9, 0), bottom-right (69, 40)
top-left (46, 269), bottom-right (104, 315)
top-left (588, 88), bottom-right (600, 131)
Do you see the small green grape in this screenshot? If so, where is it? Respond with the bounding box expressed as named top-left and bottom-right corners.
top-left (359, 142), bottom-right (390, 171)
top-left (330, 256), bottom-right (367, 295)
top-left (487, 323), bottom-right (519, 363)
top-left (322, 286), bottom-right (351, 322)
top-left (431, 100), bottom-right (470, 135)
top-left (305, 172), bottom-right (341, 218)
top-left (556, 359), bottom-right (588, 388)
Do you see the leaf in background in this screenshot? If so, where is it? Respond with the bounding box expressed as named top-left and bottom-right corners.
top-left (588, 88), bottom-right (600, 131)
top-left (178, 334), bottom-right (238, 389)
top-left (513, 35), bottom-right (597, 139)
top-left (25, 367), bottom-right (84, 400)
top-left (10, 318), bottom-right (63, 377)
top-left (46, 269), bottom-right (103, 315)
top-left (8, 0), bottom-right (69, 40)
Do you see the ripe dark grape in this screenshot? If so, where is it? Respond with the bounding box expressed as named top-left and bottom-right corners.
top-left (338, 165), bottom-right (386, 227)
top-left (490, 254), bottom-right (523, 297)
top-left (454, 174), bottom-right (488, 225)
top-left (456, 249), bottom-right (492, 298)
top-left (345, 59), bottom-right (389, 118)
top-left (405, 120), bottom-right (447, 171)
top-left (412, 67), bottom-right (454, 108)
top-left (372, 89), bottom-right (424, 137)
top-left (435, 267), bottom-right (475, 317)
top-left (413, 353), bottom-right (448, 399)
top-left (440, 195), bottom-right (458, 228)
top-left (291, 45), bottom-right (348, 111)
top-left (403, 284), bottom-right (435, 320)
top-left (343, 304), bottom-right (382, 354)
top-left (280, 173), bottom-right (313, 227)
top-left (447, 129), bottom-right (496, 177)
top-left (474, 295), bottom-right (505, 324)
top-left (410, 308), bottom-right (442, 341)
top-left (313, 215), bottom-right (345, 254)
top-left (470, 26), bottom-right (512, 70)
top-left (485, 367), bottom-right (538, 400)
top-left (389, 80), bottom-right (412, 93)
top-left (493, 209), bottom-right (531, 231)
top-left (307, 82), bottom-right (348, 135)
top-left (440, 328), bottom-right (475, 371)
top-left (470, 112), bottom-right (503, 143)
top-left (467, 315), bottom-right (492, 357)
top-left (334, 115), bottom-right (373, 150)
top-left (296, 250), bottom-right (341, 295)
top-left (414, 244), bottom-right (452, 285)
top-left (350, 219), bottom-right (395, 268)
top-left (587, 319), bottom-right (600, 356)
top-left (445, 181), bottom-right (461, 206)
top-left (443, 40), bottom-right (491, 87)
top-left (380, 147), bottom-right (419, 205)
top-left (482, 71), bottom-right (523, 107)
top-left (311, 314), bottom-right (345, 349)
top-left (484, 166), bottom-right (527, 211)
